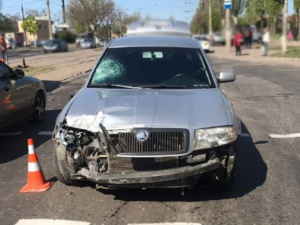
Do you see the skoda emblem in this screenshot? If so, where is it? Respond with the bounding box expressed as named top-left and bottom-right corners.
top-left (136, 130), bottom-right (149, 142)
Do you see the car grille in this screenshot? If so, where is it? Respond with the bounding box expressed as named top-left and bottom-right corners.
top-left (111, 129), bottom-right (189, 155)
top-left (108, 156), bottom-right (180, 173)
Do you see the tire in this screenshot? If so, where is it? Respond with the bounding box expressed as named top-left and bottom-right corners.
top-left (29, 92), bottom-right (45, 124)
top-left (214, 145), bottom-right (237, 189)
top-left (53, 143), bottom-right (81, 186)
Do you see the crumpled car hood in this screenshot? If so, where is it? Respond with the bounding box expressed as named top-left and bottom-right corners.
top-left (62, 88), bottom-right (230, 132)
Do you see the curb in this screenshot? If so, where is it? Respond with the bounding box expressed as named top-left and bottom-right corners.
top-left (210, 53), bottom-right (300, 63)
top-left (60, 69), bottom-right (92, 83)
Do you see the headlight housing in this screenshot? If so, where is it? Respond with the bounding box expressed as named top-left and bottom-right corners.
top-left (193, 126), bottom-right (237, 150)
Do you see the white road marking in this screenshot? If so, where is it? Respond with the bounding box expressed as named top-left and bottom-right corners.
top-left (269, 133), bottom-right (300, 139)
top-left (38, 131), bottom-right (53, 136)
top-left (16, 219), bottom-right (90, 225)
top-left (129, 223), bottom-right (202, 225)
top-left (0, 132), bottom-right (22, 137)
top-left (240, 133), bottom-right (251, 137)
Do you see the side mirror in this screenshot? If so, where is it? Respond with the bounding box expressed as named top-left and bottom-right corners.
top-left (14, 69), bottom-right (25, 77)
top-left (216, 71), bottom-right (236, 83)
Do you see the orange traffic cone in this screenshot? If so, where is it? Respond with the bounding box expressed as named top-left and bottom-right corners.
top-left (20, 138), bottom-right (53, 193)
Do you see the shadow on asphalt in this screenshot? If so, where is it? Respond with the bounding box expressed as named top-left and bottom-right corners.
top-left (98, 121), bottom-right (268, 201)
top-left (43, 80), bottom-right (62, 92)
top-left (0, 109), bottom-right (60, 164)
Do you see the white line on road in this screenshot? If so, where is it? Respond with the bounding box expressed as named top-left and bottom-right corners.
top-left (269, 133), bottom-right (300, 139)
top-left (240, 133), bottom-right (251, 137)
top-left (16, 219), bottom-right (90, 225)
top-left (129, 223), bottom-right (202, 225)
top-left (38, 131), bottom-right (53, 136)
top-left (0, 132), bottom-right (22, 137)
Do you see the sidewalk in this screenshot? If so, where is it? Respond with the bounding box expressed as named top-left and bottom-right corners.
top-left (209, 42), bottom-right (300, 66)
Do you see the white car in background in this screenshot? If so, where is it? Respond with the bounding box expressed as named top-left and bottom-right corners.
top-left (5, 38), bottom-right (17, 49)
top-left (193, 35), bottom-right (211, 52)
top-left (210, 32), bottom-right (225, 46)
top-left (80, 38), bottom-right (96, 49)
top-left (250, 25), bottom-right (262, 43)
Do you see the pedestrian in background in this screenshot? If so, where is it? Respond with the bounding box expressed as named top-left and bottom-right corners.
top-left (288, 30), bottom-right (293, 42)
top-left (245, 29), bottom-right (252, 48)
top-left (248, 29), bottom-right (253, 49)
top-left (262, 28), bottom-right (269, 56)
top-left (233, 31), bottom-right (242, 56)
top-left (0, 34), bottom-right (7, 63)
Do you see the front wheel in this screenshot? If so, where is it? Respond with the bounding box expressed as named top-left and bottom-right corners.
top-left (29, 92), bottom-right (45, 124)
top-left (53, 144), bottom-right (81, 186)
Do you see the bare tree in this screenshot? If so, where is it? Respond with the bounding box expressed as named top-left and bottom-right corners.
top-left (26, 9), bottom-right (47, 18)
top-left (100, 0), bottom-right (117, 37)
top-left (67, 0), bottom-right (104, 34)
top-left (67, 0), bottom-right (118, 37)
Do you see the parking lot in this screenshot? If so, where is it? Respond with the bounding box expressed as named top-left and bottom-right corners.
top-left (1, 46), bottom-right (300, 225)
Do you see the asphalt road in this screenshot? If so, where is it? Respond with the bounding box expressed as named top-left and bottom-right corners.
top-left (1, 55), bottom-right (300, 225)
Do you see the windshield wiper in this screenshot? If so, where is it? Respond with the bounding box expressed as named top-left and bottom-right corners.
top-left (92, 84), bottom-right (141, 89)
top-left (141, 84), bottom-right (197, 89)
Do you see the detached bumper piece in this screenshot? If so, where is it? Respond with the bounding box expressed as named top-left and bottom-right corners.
top-left (78, 158), bottom-right (220, 185)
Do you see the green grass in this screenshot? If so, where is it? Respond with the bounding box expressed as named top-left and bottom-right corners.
top-left (271, 48), bottom-right (300, 58)
top-left (94, 47), bottom-right (104, 52)
top-left (270, 34), bottom-right (282, 40)
top-left (269, 46), bottom-right (300, 51)
top-left (27, 46), bottom-right (43, 50)
top-left (23, 66), bottom-right (55, 75)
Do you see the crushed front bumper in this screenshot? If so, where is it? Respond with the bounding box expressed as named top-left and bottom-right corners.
top-left (77, 158), bottom-right (220, 185)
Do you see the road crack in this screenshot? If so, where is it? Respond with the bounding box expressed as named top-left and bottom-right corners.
top-left (110, 201), bottom-right (128, 218)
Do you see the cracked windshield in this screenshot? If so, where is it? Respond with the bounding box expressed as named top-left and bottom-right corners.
top-left (0, 0), bottom-right (300, 225)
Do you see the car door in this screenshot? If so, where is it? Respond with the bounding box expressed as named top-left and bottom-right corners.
top-left (0, 62), bottom-right (16, 126)
top-left (0, 62), bottom-right (33, 126)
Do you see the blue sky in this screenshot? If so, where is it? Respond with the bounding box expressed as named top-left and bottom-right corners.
top-left (1, 0), bottom-right (297, 24)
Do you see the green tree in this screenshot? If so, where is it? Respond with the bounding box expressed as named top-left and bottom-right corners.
top-left (231, 0), bottom-right (247, 24)
top-left (191, 1), bottom-right (207, 34)
top-left (22, 15), bottom-right (41, 46)
top-left (245, 0), bottom-right (284, 34)
top-left (265, 0), bottom-right (283, 34)
top-left (191, 0), bottom-right (223, 34)
top-left (0, 0), bottom-right (15, 33)
top-left (0, 14), bottom-right (15, 33)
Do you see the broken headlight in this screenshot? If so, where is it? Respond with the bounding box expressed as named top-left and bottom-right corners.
top-left (55, 128), bottom-right (76, 146)
top-left (193, 126), bottom-right (236, 150)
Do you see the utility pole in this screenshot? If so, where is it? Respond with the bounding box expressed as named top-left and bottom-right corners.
top-left (208, 0), bottom-right (212, 36)
top-left (21, 0), bottom-right (27, 46)
top-left (282, 0), bottom-right (288, 54)
top-left (62, 0), bottom-right (66, 24)
top-left (47, 0), bottom-right (53, 39)
top-left (118, 12), bottom-right (122, 36)
top-left (225, 9), bottom-right (231, 52)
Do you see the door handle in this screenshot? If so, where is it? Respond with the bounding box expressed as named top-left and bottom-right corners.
top-left (3, 86), bottom-right (10, 92)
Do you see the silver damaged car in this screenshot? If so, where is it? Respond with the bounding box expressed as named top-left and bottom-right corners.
top-left (53, 36), bottom-right (241, 189)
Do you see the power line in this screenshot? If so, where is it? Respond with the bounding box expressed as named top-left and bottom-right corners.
top-left (1, 0), bottom-right (44, 9)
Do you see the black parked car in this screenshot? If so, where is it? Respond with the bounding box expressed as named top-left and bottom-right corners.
top-left (43, 39), bottom-right (68, 53)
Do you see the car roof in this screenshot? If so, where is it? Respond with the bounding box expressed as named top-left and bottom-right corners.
top-left (126, 20), bottom-right (191, 37)
top-left (108, 36), bottom-right (201, 49)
